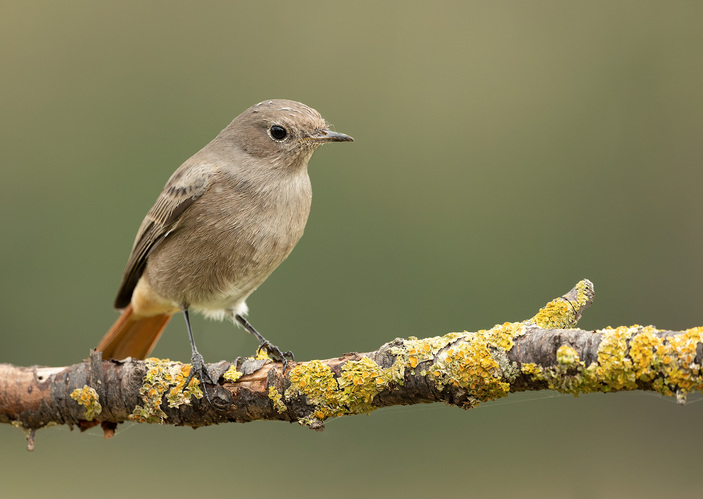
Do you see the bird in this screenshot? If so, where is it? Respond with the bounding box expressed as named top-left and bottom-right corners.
top-left (96, 99), bottom-right (353, 392)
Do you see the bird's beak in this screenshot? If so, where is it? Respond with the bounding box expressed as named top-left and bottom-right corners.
top-left (308, 129), bottom-right (354, 143)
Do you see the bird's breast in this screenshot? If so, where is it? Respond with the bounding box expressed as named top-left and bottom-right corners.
top-left (143, 172), bottom-right (312, 313)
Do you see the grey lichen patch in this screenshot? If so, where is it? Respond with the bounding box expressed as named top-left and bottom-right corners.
top-left (130, 358), bottom-right (202, 424)
top-left (389, 333), bottom-right (463, 381)
top-left (11, 421), bottom-right (40, 451)
top-left (494, 349), bottom-right (521, 384)
top-left (70, 386), bottom-right (102, 421)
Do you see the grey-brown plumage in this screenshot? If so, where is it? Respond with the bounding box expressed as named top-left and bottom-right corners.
top-left (97, 99), bottom-right (352, 373)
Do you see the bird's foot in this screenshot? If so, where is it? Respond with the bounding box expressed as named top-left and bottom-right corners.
top-left (182, 350), bottom-right (216, 405)
top-left (257, 341), bottom-right (295, 371)
top-left (234, 314), bottom-right (294, 371)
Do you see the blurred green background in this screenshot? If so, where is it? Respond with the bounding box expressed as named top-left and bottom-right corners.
top-left (2, 1), bottom-right (702, 497)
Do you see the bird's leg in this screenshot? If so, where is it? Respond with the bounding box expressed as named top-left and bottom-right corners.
top-left (235, 314), bottom-right (294, 370)
top-left (181, 309), bottom-right (216, 404)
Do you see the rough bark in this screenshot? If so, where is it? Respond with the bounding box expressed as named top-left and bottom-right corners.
top-left (2, 279), bottom-right (702, 451)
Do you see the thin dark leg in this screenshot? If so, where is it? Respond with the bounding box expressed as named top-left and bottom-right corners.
top-left (235, 314), bottom-right (294, 370)
top-left (181, 309), bottom-right (215, 404)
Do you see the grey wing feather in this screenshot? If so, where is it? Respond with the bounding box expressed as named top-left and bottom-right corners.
top-left (113, 166), bottom-right (214, 309)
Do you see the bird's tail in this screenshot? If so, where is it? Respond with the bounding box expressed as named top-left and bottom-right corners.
top-left (96, 303), bottom-right (172, 360)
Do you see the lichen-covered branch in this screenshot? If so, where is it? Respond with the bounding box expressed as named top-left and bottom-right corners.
top-left (2, 279), bottom-right (702, 450)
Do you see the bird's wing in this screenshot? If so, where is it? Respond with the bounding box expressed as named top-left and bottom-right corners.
top-left (113, 165), bottom-right (214, 309)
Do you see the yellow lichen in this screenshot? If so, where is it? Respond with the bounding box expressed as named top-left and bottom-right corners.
top-left (521, 363), bottom-right (546, 380)
top-left (70, 386), bottom-right (102, 421)
top-left (556, 345), bottom-right (579, 367)
top-left (529, 280), bottom-right (592, 329)
top-left (223, 365), bottom-right (243, 383)
top-left (285, 281), bottom-right (702, 422)
top-left (338, 356), bottom-right (394, 409)
top-left (287, 360), bottom-right (343, 421)
top-left (484, 322), bottom-right (525, 352)
top-left (572, 280), bottom-right (593, 309)
top-left (385, 323), bottom-right (523, 409)
top-left (286, 356), bottom-right (399, 424)
top-left (531, 298), bottom-right (575, 329)
top-left (629, 328), bottom-right (658, 381)
top-left (130, 358), bottom-right (202, 424)
top-left (268, 386), bottom-right (287, 414)
top-left (592, 326), bottom-right (638, 391)
top-left (653, 327), bottom-right (703, 398)
top-left (430, 333), bottom-right (511, 407)
top-left (519, 324), bottom-right (703, 400)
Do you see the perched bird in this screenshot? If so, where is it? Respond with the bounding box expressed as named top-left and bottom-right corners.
top-left (96, 99), bottom-right (353, 390)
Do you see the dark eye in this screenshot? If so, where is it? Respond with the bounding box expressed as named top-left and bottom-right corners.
top-left (270, 125), bottom-right (287, 140)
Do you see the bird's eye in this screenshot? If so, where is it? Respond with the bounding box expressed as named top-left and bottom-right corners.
top-left (269, 125), bottom-right (288, 140)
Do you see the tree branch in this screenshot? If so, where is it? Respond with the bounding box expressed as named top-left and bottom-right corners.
top-left (3, 279), bottom-right (702, 450)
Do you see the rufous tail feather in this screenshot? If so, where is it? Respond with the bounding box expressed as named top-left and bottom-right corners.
top-left (96, 303), bottom-right (172, 360)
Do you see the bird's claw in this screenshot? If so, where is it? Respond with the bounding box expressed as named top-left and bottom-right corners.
top-left (182, 350), bottom-right (216, 405)
top-left (257, 341), bottom-right (295, 371)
